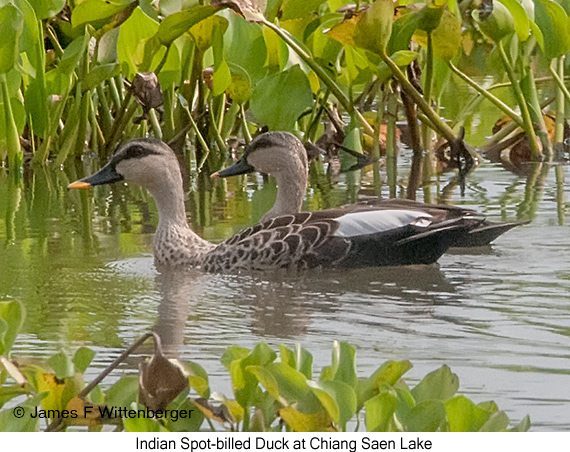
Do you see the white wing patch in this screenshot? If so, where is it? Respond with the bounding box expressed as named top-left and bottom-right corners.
top-left (333, 209), bottom-right (433, 237)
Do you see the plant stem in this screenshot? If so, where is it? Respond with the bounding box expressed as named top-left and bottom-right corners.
top-left (261, 19), bottom-right (374, 136)
top-left (380, 50), bottom-right (456, 143)
top-left (448, 62), bottom-right (524, 128)
top-left (497, 41), bottom-right (542, 160)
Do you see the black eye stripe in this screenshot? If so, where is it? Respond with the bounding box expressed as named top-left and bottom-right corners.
top-left (111, 139), bottom-right (167, 165)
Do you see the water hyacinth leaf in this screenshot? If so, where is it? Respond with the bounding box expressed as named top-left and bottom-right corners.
top-left (323, 341), bottom-right (357, 388)
top-left (246, 365), bottom-right (280, 400)
top-left (26, 0), bottom-right (65, 19)
top-left (224, 12), bottom-right (267, 82)
top-left (280, 0), bottom-right (327, 21)
top-left (222, 0), bottom-right (266, 22)
top-left (499, 0), bottom-right (531, 41)
top-left (117, 7), bottom-right (160, 76)
top-left (416, 1), bottom-right (445, 33)
top-left (365, 389), bottom-right (399, 432)
top-left (403, 400), bottom-right (447, 431)
top-left (124, 413), bottom-right (169, 432)
top-left (0, 301), bottom-right (25, 356)
top-left (411, 365), bottom-right (459, 403)
top-left (250, 65), bottom-right (312, 131)
top-left (212, 25), bottom-right (231, 96)
top-left (157, 5), bottom-right (219, 46)
top-left (104, 375), bottom-right (139, 409)
top-left (279, 344), bottom-right (295, 368)
top-left (221, 346), bottom-right (250, 370)
top-left (264, 362), bottom-right (310, 402)
top-left (58, 34), bottom-right (89, 76)
top-left (0, 4), bottom-right (23, 74)
top-left (479, 410), bottom-right (510, 431)
top-left (279, 405), bottom-right (332, 432)
top-left (389, 9), bottom-right (422, 54)
top-left (72, 347), bottom-right (96, 373)
top-left (445, 395), bottom-right (491, 431)
top-left (473, 0), bottom-right (516, 43)
top-left (226, 63), bottom-right (252, 103)
top-left (354, 0), bottom-right (394, 54)
top-left (189, 15), bottom-right (229, 52)
top-left (528, 20), bottom-right (544, 51)
top-left (373, 50), bottom-right (418, 83)
top-left (308, 380), bottom-right (357, 427)
top-left (47, 352), bottom-right (75, 380)
top-left (294, 343), bottom-right (313, 379)
top-left (414, 9), bottom-right (462, 60)
top-left (357, 359), bottom-right (413, 408)
top-left (185, 361), bottom-right (210, 399)
top-left (83, 63), bottom-right (121, 91)
top-left (0, 386), bottom-right (28, 409)
top-left (72, 0), bottom-right (133, 27)
top-left (533, 0), bottom-right (570, 59)
top-left (508, 415), bottom-right (531, 431)
top-left (326, 14), bottom-right (358, 47)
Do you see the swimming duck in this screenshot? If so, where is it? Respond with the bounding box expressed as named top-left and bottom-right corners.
top-left (69, 138), bottom-right (480, 272)
top-left (212, 131), bottom-right (527, 247)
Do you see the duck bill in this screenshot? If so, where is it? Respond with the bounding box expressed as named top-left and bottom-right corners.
top-left (211, 158), bottom-right (255, 179)
top-left (68, 163), bottom-right (123, 189)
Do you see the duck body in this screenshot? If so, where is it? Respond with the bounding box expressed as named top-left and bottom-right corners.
top-left (69, 138), bottom-right (479, 273)
top-left (213, 132), bottom-right (528, 249)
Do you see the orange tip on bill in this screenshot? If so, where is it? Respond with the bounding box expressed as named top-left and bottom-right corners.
top-left (210, 172), bottom-right (220, 179)
top-left (68, 180), bottom-right (92, 189)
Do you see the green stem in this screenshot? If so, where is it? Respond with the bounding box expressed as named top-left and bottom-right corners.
top-left (497, 41), bottom-right (542, 160)
top-left (0, 73), bottom-right (22, 166)
top-left (421, 33), bottom-right (434, 152)
top-left (261, 19), bottom-right (374, 136)
top-left (386, 83), bottom-right (398, 198)
top-left (148, 108), bottom-right (163, 140)
top-left (448, 62), bottom-right (524, 128)
top-left (553, 57), bottom-right (565, 145)
top-left (380, 50), bottom-right (456, 143)
top-left (548, 60), bottom-right (570, 107)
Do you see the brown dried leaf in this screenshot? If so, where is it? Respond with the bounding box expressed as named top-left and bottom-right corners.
top-left (139, 335), bottom-right (188, 411)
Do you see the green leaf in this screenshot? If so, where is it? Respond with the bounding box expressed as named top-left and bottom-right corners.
top-left (0, 4), bottom-right (23, 74)
top-left (294, 343), bottom-right (313, 380)
top-left (212, 22), bottom-right (231, 97)
top-left (104, 375), bottom-right (139, 409)
top-left (445, 395), bottom-right (491, 432)
top-left (473, 0), bottom-right (516, 42)
top-left (416, 2), bottom-right (445, 33)
top-left (499, 0), bottom-right (531, 42)
top-left (365, 389), bottom-right (399, 432)
top-left (83, 63), bottom-right (121, 91)
top-left (308, 380), bottom-right (357, 428)
top-left (72, 347), bottom-right (96, 373)
top-left (533, 0), bottom-right (570, 59)
top-left (117, 7), bottom-right (160, 76)
top-left (246, 365), bottom-right (281, 400)
top-left (411, 365), bottom-right (459, 403)
top-left (0, 300), bottom-right (25, 356)
top-left (71, 0), bottom-right (132, 27)
top-left (330, 341), bottom-right (358, 388)
top-left (185, 361), bottom-right (210, 398)
top-left (354, 0), bottom-right (394, 54)
top-left (414, 9), bottom-right (462, 60)
top-left (264, 362), bottom-right (309, 403)
top-left (221, 346), bottom-right (250, 370)
top-left (0, 386), bottom-right (28, 409)
top-left (390, 9), bottom-right (423, 53)
top-left (281, 0), bottom-right (326, 20)
top-left (357, 359), bottom-right (412, 408)
top-left (58, 34), bottom-right (89, 75)
top-left (508, 415), bottom-right (531, 432)
top-left (479, 410), bottom-right (510, 431)
top-left (47, 352), bottom-right (75, 380)
top-left (403, 400), bottom-right (448, 431)
top-left (156, 5), bottom-right (219, 46)
top-left (250, 65), bottom-right (312, 131)
top-left (26, 0), bottom-right (65, 19)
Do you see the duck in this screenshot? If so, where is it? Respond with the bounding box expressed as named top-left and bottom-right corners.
top-left (69, 138), bottom-right (483, 273)
top-left (211, 131), bottom-right (527, 248)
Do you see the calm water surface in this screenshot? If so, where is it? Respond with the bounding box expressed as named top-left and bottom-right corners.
top-left (1, 158), bottom-right (569, 431)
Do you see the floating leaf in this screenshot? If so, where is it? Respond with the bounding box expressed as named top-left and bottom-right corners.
top-left (533, 0), bottom-right (570, 59)
top-left (309, 380), bottom-right (357, 428)
top-left (0, 300), bottom-right (25, 356)
top-left (279, 405), bottom-right (333, 432)
top-left (72, 0), bottom-right (132, 28)
top-left (404, 400), bottom-right (447, 431)
top-left (365, 389), bottom-right (399, 432)
top-left (26, 0), bottom-right (65, 20)
top-left (72, 347), bottom-right (96, 374)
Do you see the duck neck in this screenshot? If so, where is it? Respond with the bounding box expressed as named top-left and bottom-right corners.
top-left (148, 180), bottom-right (214, 267)
top-left (261, 169), bottom-right (307, 222)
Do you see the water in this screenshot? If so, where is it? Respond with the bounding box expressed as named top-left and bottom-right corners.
top-left (1, 159), bottom-right (569, 431)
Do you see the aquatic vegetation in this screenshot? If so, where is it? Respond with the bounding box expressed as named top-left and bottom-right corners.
top-left (0, 0), bottom-right (567, 200)
top-left (0, 300), bottom-right (530, 432)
